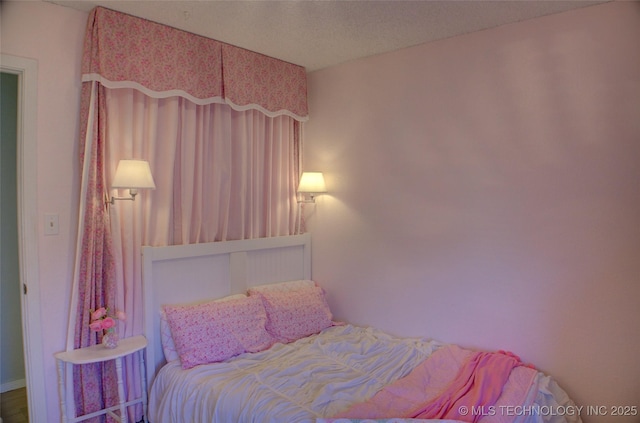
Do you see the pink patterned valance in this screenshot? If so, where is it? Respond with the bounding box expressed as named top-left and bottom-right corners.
top-left (82, 7), bottom-right (308, 121)
top-left (222, 45), bottom-right (309, 120)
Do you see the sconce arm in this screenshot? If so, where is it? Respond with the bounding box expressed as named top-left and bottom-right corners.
top-left (107, 189), bottom-right (138, 205)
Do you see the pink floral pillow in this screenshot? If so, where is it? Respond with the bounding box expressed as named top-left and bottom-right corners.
top-left (160, 294), bottom-right (247, 363)
top-left (164, 295), bottom-right (274, 369)
top-left (251, 286), bottom-right (333, 343)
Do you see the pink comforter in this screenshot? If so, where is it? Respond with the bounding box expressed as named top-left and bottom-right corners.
top-left (334, 345), bottom-right (538, 423)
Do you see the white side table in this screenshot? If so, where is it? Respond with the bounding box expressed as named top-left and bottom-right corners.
top-left (54, 335), bottom-right (148, 423)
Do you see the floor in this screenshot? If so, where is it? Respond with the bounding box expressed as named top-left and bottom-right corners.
top-left (0, 388), bottom-right (29, 423)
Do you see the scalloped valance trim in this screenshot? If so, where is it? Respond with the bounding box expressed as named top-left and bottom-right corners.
top-left (222, 98), bottom-right (309, 122)
top-left (82, 74), bottom-right (227, 106)
top-left (83, 74), bottom-right (310, 122)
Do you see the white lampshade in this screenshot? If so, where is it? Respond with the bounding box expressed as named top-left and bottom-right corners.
top-left (111, 160), bottom-right (156, 189)
top-left (298, 172), bottom-right (327, 194)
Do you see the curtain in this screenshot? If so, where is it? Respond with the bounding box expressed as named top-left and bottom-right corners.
top-left (70, 7), bottom-right (307, 421)
top-left (71, 81), bottom-right (121, 421)
top-left (106, 89), bottom-right (300, 245)
top-left (81, 7), bottom-right (308, 121)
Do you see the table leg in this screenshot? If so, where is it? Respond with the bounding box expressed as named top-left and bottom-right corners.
top-left (55, 359), bottom-right (68, 423)
top-left (115, 357), bottom-right (127, 423)
top-left (139, 350), bottom-right (148, 422)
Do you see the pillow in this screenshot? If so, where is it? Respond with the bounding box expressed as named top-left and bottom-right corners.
top-left (247, 279), bottom-right (316, 294)
top-left (159, 312), bottom-right (180, 362)
top-left (163, 295), bottom-right (274, 369)
top-left (160, 294), bottom-right (247, 363)
top-left (252, 285), bottom-right (333, 343)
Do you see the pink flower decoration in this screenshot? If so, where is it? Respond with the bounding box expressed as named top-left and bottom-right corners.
top-left (102, 317), bottom-right (116, 329)
top-left (89, 320), bottom-right (104, 331)
top-left (91, 307), bottom-right (107, 321)
top-left (89, 306), bottom-right (124, 333)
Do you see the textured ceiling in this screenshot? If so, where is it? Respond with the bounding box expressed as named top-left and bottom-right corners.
top-left (48, 0), bottom-right (607, 71)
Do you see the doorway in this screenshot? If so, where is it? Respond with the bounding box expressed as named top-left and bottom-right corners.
top-left (1, 55), bottom-right (46, 422)
top-left (1, 70), bottom-right (27, 422)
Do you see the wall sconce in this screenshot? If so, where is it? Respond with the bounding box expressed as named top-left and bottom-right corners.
top-left (107, 159), bottom-right (156, 205)
top-left (297, 172), bottom-right (327, 203)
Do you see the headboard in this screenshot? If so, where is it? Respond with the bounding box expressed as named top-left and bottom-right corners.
top-left (142, 233), bottom-right (311, 387)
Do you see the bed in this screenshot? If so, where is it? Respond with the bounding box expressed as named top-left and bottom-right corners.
top-left (142, 234), bottom-right (582, 423)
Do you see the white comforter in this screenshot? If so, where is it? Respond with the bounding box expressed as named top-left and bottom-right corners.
top-left (148, 325), bottom-right (577, 423)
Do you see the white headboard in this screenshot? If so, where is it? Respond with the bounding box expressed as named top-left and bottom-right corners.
top-left (142, 233), bottom-right (311, 387)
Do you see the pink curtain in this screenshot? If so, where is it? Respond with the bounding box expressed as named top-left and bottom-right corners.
top-left (221, 44), bottom-right (309, 120)
top-left (72, 81), bottom-right (121, 421)
top-left (105, 89), bottom-right (300, 245)
top-left (70, 7), bottom-right (306, 421)
top-left (82, 7), bottom-right (308, 120)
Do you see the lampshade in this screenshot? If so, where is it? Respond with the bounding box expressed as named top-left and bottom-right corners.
top-left (111, 160), bottom-right (156, 189)
top-left (297, 172), bottom-right (327, 193)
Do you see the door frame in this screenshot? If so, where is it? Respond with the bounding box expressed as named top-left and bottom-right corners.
top-left (1, 53), bottom-right (47, 422)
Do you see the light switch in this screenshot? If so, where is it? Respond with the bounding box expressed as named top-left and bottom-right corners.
top-left (44, 214), bottom-right (59, 235)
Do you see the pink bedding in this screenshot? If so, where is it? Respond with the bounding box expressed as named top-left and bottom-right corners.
top-left (333, 345), bottom-right (538, 423)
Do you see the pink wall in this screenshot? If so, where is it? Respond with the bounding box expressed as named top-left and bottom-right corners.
top-left (2, 1), bottom-right (87, 419)
top-left (305, 2), bottom-right (640, 422)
